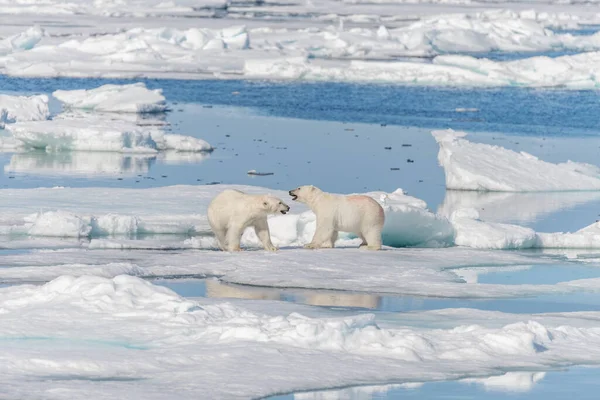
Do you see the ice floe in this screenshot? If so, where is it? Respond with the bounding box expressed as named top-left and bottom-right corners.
top-left (53, 83), bottom-right (167, 113)
top-left (451, 207), bottom-right (600, 250)
top-left (0, 94), bottom-right (50, 122)
top-left (434, 129), bottom-right (600, 191)
top-left (5, 116), bottom-right (213, 153)
top-left (450, 208), bottom-right (538, 249)
top-left (1, 275), bottom-right (600, 398)
top-left (439, 191), bottom-right (600, 224)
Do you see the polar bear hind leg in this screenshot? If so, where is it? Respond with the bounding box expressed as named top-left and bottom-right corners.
top-left (225, 223), bottom-right (243, 251)
top-left (363, 229), bottom-right (382, 251)
top-left (213, 226), bottom-right (228, 251)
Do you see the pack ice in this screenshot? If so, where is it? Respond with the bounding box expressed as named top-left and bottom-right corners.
top-left (3, 11), bottom-right (600, 86)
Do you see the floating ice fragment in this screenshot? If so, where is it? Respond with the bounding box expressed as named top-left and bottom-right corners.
top-left (433, 129), bottom-right (600, 191)
top-left (0, 94), bottom-right (50, 122)
top-left (53, 83), bottom-right (167, 114)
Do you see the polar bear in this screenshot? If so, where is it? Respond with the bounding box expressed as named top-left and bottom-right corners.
top-left (289, 185), bottom-right (384, 250)
top-left (208, 189), bottom-right (290, 252)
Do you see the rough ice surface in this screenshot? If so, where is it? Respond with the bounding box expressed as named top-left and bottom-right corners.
top-left (3, 11), bottom-right (600, 86)
top-left (5, 117), bottom-right (213, 153)
top-left (53, 83), bottom-right (167, 113)
top-left (536, 221), bottom-right (600, 249)
top-left (434, 129), bottom-right (600, 191)
top-left (0, 26), bottom-right (43, 55)
top-left (0, 94), bottom-right (50, 122)
top-left (26, 211), bottom-right (92, 238)
top-left (0, 274), bottom-right (600, 399)
top-left (450, 208), bottom-right (538, 249)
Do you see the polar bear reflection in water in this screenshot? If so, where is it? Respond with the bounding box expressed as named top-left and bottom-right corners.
top-left (208, 189), bottom-right (290, 252)
top-left (289, 185), bottom-right (384, 251)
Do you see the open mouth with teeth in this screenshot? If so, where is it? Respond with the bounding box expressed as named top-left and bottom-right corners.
top-left (289, 191), bottom-right (298, 201)
top-left (280, 210), bottom-right (288, 214)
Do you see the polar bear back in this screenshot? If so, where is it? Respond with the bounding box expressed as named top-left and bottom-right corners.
top-left (324, 194), bottom-right (384, 232)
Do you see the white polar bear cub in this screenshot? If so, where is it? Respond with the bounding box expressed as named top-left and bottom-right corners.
top-left (289, 185), bottom-right (385, 250)
top-left (208, 189), bottom-right (290, 252)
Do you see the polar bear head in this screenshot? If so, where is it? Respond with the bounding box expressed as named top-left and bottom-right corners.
top-left (261, 195), bottom-right (290, 215)
top-left (288, 185), bottom-right (322, 205)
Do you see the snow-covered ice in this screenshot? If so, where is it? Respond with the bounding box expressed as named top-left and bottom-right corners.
top-left (53, 83), bottom-right (167, 113)
top-left (5, 116), bottom-right (213, 153)
top-left (0, 26), bottom-right (43, 55)
top-left (0, 93), bottom-right (50, 122)
top-left (439, 191), bottom-right (600, 225)
top-left (3, 11), bottom-right (600, 85)
top-left (450, 208), bottom-right (538, 249)
top-left (434, 129), bottom-right (600, 191)
top-left (0, 274), bottom-right (600, 399)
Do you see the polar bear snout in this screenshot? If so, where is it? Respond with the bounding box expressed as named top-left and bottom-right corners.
top-left (289, 189), bottom-right (298, 201)
top-left (280, 204), bottom-right (291, 215)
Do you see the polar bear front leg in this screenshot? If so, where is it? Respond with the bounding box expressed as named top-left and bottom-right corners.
top-left (225, 224), bottom-right (243, 252)
top-left (254, 218), bottom-right (277, 252)
top-left (306, 216), bottom-right (334, 249)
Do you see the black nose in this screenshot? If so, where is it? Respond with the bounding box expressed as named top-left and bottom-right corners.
top-left (288, 191), bottom-right (293, 195)
top-left (286, 205), bottom-right (290, 210)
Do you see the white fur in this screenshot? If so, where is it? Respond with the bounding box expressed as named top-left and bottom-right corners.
top-left (208, 189), bottom-right (290, 252)
top-left (289, 185), bottom-right (385, 250)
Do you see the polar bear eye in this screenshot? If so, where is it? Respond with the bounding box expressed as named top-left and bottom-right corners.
top-left (263, 202), bottom-right (268, 206)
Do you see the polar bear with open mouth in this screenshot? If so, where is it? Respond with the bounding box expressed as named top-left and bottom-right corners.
top-left (289, 185), bottom-right (384, 250)
top-left (208, 189), bottom-right (290, 252)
